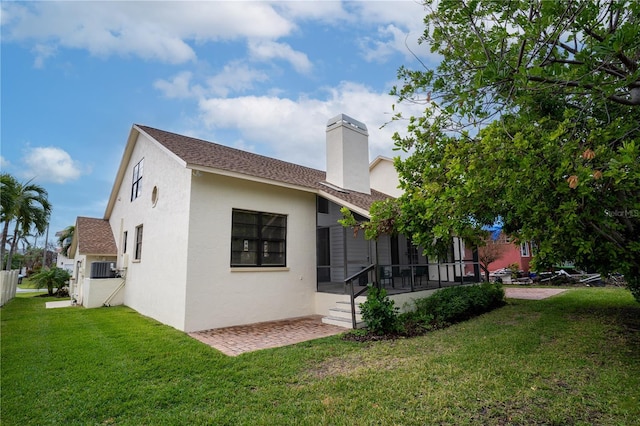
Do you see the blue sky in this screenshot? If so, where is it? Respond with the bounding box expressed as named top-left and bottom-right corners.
top-left (1, 1), bottom-right (436, 241)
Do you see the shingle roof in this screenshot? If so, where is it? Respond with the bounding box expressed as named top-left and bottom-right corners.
top-left (76, 216), bottom-right (117, 255)
top-left (136, 125), bottom-right (391, 212)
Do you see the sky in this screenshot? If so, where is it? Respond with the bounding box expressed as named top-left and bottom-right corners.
top-left (1, 0), bottom-right (438, 243)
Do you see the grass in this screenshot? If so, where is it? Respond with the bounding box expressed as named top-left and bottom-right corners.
top-left (16, 276), bottom-right (43, 290)
top-left (2, 288), bottom-right (639, 425)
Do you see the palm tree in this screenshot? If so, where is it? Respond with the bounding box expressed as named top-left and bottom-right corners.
top-left (1, 174), bottom-right (52, 270)
top-left (57, 225), bottom-right (75, 257)
top-left (1, 173), bottom-right (19, 264)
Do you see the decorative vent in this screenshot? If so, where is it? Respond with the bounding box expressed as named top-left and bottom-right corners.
top-left (90, 261), bottom-right (116, 279)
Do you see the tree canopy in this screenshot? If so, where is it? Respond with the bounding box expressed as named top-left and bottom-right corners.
top-left (388, 0), bottom-right (640, 299)
top-left (1, 173), bottom-right (52, 270)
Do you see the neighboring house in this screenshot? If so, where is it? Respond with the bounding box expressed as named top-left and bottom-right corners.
top-left (487, 232), bottom-right (534, 274)
top-left (67, 217), bottom-right (119, 307)
top-left (54, 230), bottom-right (75, 273)
top-left (71, 114), bottom-right (479, 331)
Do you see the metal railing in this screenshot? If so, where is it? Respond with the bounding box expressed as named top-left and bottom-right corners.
top-left (344, 264), bottom-right (376, 329)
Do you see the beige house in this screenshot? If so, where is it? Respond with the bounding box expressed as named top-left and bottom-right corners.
top-left (70, 114), bottom-right (478, 332)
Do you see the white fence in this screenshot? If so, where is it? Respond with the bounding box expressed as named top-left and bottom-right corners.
top-left (0, 270), bottom-right (19, 306)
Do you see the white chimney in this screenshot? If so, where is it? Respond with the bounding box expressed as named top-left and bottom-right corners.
top-left (325, 114), bottom-right (370, 194)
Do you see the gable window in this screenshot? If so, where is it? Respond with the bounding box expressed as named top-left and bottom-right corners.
top-left (231, 209), bottom-right (286, 267)
top-left (134, 225), bottom-right (143, 260)
top-left (131, 158), bottom-right (144, 201)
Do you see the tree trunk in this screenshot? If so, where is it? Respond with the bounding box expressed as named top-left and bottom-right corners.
top-left (6, 222), bottom-right (20, 272)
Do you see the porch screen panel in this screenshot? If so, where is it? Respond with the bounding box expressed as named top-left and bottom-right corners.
top-left (231, 209), bottom-right (286, 267)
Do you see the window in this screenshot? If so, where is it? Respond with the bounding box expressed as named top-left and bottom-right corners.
top-left (122, 231), bottom-right (128, 254)
top-left (131, 158), bottom-right (144, 201)
top-left (520, 242), bottom-right (530, 257)
top-left (134, 225), bottom-right (143, 260)
top-left (231, 209), bottom-right (286, 267)
top-left (317, 196), bottom-right (329, 214)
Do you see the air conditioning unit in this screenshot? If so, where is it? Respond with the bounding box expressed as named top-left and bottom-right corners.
top-left (90, 261), bottom-right (116, 279)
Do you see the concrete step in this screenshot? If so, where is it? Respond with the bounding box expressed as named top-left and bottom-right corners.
top-left (336, 299), bottom-right (365, 310)
top-left (322, 315), bottom-right (366, 329)
top-left (328, 307), bottom-right (363, 322)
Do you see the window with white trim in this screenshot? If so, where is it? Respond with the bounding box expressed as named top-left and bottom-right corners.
top-left (131, 158), bottom-right (144, 201)
top-left (134, 225), bottom-right (143, 260)
top-left (520, 242), bottom-right (530, 257)
top-left (231, 209), bottom-right (286, 267)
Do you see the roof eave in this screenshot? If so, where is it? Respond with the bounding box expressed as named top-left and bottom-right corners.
top-left (317, 190), bottom-right (372, 218)
top-left (188, 165), bottom-right (319, 195)
top-left (104, 126), bottom-right (141, 220)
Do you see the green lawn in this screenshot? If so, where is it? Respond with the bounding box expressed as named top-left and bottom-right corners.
top-left (2, 288), bottom-right (639, 425)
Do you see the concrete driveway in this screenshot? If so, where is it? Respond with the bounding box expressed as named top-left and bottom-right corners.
top-left (504, 287), bottom-right (567, 300)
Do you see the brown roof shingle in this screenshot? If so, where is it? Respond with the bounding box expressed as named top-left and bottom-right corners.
top-left (76, 216), bottom-right (117, 255)
top-left (136, 125), bottom-right (391, 212)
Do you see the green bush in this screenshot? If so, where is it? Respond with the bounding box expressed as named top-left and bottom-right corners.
top-left (360, 285), bottom-right (400, 335)
top-left (29, 266), bottom-right (71, 296)
top-left (409, 282), bottom-right (505, 327)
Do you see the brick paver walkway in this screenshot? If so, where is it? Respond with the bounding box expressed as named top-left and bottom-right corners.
top-left (188, 315), bottom-right (346, 356)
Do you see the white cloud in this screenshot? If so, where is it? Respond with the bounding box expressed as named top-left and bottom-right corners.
top-left (353, 2), bottom-right (432, 63)
top-left (22, 147), bottom-right (83, 184)
top-left (206, 63), bottom-right (270, 97)
top-left (155, 64), bottom-right (271, 99)
top-left (154, 71), bottom-right (200, 99)
top-left (248, 40), bottom-right (312, 74)
top-left (1, 156), bottom-right (10, 169)
top-left (1, 2), bottom-right (296, 65)
top-left (197, 81), bottom-right (424, 170)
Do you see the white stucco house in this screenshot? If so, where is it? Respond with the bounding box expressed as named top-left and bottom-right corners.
top-left (69, 114), bottom-right (478, 332)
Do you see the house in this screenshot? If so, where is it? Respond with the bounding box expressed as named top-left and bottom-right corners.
top-left (486, 232), bottom-right (535, 275)
top-left (70, 114), bottom-right (479, 331)
top-left (67, 216), bottom-right (120, 307)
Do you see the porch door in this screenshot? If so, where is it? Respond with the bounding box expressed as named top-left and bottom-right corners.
top-left (316, 228), bottom-right (330, 282)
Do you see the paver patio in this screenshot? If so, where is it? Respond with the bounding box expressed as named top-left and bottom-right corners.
top-left (189, 288), bottom-right (568, 356)
top-left (188, 315), bottom-right (346, 356)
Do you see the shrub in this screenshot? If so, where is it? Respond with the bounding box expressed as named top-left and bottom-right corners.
top-left (360, 285), bottom-right (400, 335)
top-left (411, 282), bottom-right (505, 326)
top-left (29, 266), bottom-right (71, 296)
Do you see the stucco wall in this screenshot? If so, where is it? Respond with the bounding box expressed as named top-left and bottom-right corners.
top-left (183, 174), bottom-right (318, 331)
top-left (109, 132), bottom-right (192, 330)
top-left (82, 277), bottom-right (125, 308)
top-left (369, 158), bottom-right (402, 197)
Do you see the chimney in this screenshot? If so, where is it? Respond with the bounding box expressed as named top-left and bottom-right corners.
top-left (325, 114), bottom-right (370, 194)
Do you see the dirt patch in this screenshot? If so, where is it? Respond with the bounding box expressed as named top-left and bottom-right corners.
top-left (306, 350), bottom-right (412, 379)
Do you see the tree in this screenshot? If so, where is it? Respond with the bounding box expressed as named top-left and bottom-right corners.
top-left (57, 225), bottom-right (75, 257)
top-left (478, 237), bottom-right (508, 282)
top-left (390, 1), bottom-right (640, 300)
top-left (0, 174), bottom-right (52, 270)
top-left (29, 266), bottom-right (71, 296)
top-left (1, 173), bottom-right (19, 265)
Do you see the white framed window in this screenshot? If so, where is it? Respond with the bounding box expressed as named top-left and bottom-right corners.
top-left (520, 242), bottom-right (530, 257)
top-left (231, 209), bottom-right (286, 267)
top-left (134, 225), bottom-right (143, 260)
top-left (131, 158), bottom-right (144, 201)
top-left (122, 231), bottom-right (128, 254)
